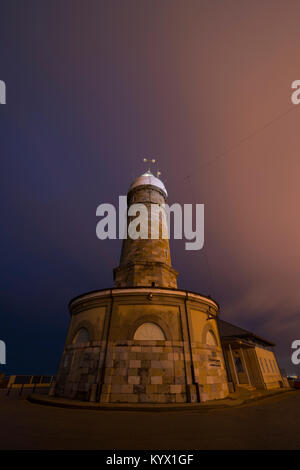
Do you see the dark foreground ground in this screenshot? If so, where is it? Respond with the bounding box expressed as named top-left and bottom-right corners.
top-left (0, 391), bottom-right (299, 450)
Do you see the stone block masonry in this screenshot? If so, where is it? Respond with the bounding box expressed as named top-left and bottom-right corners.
top-left (55, 337), bottom-right (229, 403)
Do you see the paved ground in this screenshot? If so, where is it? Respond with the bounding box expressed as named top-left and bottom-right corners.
top-left (0, 391), bottom-right (299, 449)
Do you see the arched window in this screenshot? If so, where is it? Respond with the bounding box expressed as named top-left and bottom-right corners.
top-left (133, 322), bottom-right (166, 340)
top-left (72, 328), bottom-right (90, 344)
top-left (206, 330), bottom-right (218, 346)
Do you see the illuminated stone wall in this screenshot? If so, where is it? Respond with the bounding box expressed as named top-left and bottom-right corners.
top-left (54, 288), bottom-right (229, 403)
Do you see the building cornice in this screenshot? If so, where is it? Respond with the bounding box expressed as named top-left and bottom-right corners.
top-left (69, 286), bottom-right (219, 312)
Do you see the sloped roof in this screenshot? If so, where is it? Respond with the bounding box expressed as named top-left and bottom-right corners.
top-left (218, 319), bottom-right (275, 347)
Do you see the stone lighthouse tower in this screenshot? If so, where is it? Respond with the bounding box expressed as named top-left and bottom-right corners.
top-left (114, 170), bottom-right (178, 289)
top-left (53, 171), bottom-right (229, 404)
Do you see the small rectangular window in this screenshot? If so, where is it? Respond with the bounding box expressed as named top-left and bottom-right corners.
top-left (234, 356), bottom-right (244, 373)
top-left (259, 358), bottom-right (265, 373)
top-left (265, 358), bottom-right (269, 373)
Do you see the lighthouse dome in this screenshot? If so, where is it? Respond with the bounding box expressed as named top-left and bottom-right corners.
top-left (129, 171), bottom-right (168, 198)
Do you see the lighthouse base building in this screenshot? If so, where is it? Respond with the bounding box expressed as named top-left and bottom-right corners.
top-left (55, 287), bottom-right (229, 403)
top-left (54, 171), bottom-right (230, 403)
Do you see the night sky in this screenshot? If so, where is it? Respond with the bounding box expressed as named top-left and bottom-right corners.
top-left (1, 0), bottom-right (300, 376)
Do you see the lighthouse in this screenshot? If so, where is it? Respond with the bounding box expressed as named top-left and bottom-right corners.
top-left (53, 171), bottom-right (229, 404)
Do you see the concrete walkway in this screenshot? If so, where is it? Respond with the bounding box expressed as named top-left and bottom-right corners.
top-left (28, 387), bottom-right (293, 411)
top-left (1, 389), bottom-right (299, 449)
